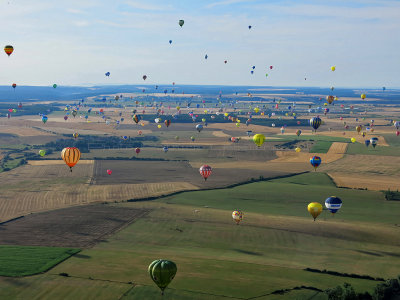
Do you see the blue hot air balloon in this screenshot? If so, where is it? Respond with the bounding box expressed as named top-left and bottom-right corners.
top-left (325, 196), bottom-right (342, 214)
top-left (310, 117), bottom-right (322, 131)
top-left (365, 139), bottom-right (370, 147)
top-left (169, 40), bottom-right (172, 44)
top-left (105, 72), bottom-right (110, 77)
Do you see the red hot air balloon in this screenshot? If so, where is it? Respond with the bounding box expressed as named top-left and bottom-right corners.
top-left (12, 83), bottom-right (16, 89)
top-left (397, 131), bottom-right (400, 137)
top-left (199, 165), bottom-right (212, 181)
top-left (269, 66), bottom-right (273, 69)
top-left (4, 45), bottom-right (13, 56)
top-left (135, 147), bottom-right (141, 155)
top-left (107, 169), bottom-right (112, 175)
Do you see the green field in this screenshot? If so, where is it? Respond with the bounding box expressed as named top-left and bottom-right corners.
top-left (346, 142), bottom-right (400, 156)
top-left (1, 173), bottom-right (398, 299)
top-left (0, 246), bottom-right (80, 277)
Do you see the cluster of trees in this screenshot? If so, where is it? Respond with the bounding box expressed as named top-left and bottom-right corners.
top-left (42, 135), bottom-right (158, 153)
top-left (0, 103), bottom-right (61, 117)
top-left (326, 276), bottom-right (400, 299)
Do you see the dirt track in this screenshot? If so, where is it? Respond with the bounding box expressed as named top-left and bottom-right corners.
top-left (0, 205), bottom-right (150, 248)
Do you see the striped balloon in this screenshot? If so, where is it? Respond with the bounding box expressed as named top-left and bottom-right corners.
top-left (61, 147), bottom-right (81, 172)
top-left (199, 165), bottom-right (212, 181)
top-left (325, 196), bottom-right (342, 214)
top-left (310, 117), bottom-right (322, 131)
top-left (4, 45), bottom-right (13, 56)
top-left (232, 210), bottom-right (243, 225)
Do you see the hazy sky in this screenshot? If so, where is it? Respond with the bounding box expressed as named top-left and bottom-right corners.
top-left (0, 0), bottom-right (399, 88)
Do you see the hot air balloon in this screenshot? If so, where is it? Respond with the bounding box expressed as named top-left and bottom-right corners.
top-left (394, 121), bottom-right (400, 129)
top-left (41, 115), bottom-right (48, 124)
top-left (53, 84), bottom-right (57, 89)
top-left (178, 20), bottom-right (184, 27)
top-left (310, 156), bottom-right (321, 171)
top-left (224, 60), bottom-right (227, 64)
top-left (296, 129), bottom-right (302, 137)
top-left (190, 136), bottom-right (195, 142)
top-left (295, 147), bottom-right (301, 153)
top-left (326, 95), bottom-right (334, 104)
top-left (361, 94), bottom-right (366, 100)
top-left (107, 169), bottom-right (112, 175)
top-left (254, 107), bottom-right (260, 113)
top-left (370, 137), bottom-right (378, 148)
top-left (105, 72), bottom-right (110, 77)
top-left (38, 150), bottom-right (46, 157)
top-left (199, 165), bottom-right (212, 181)
top-left (196, 124), bottom-right (203, 132)
top-left (73, 132), bottom-right (79, 139)
top-left (365, 139), bottom-right (370, 147)
top-left (351, 137), bottom-right (356, 143)
top-left (4, 45), bottom-right (13, 56)
top-left (310, 117), bottom-right (321, 131)
top-left (64, 115), bottom-right (68, 121)
top-left (169, 40), bottom-right (172, 44)
top-left (269, 66), bottom-right (273, 69)
top-left (143, 75), bottom-right (147, 81)
top-left (148, 259), bottom-right (177, 296)
top-left (138, 130), bottom-right (142, 135)
top-left (280, 127), bottom-right (285, 134)
top-left (325, 196), bottom-right (342, 214)
top-left (331, 66), bottom-right (336, 71)
top-left (163, 146), bottom-right (168, 153)
top-left (135, 147), bottom-right (141, 155)
top-left (164, 120), bottom-right (171, 128)
top-left (157, 124), bottom-right (162, 129)
top-left (61, 147), bottom-right (81, 172)
top-left (253, 134), bottom-right (265, 147)
top-left (205, 54), bottom-right (208, 59)
top-left (248, 25), bottom-right (252, 29)
top-left (12, 83), bottom-right (16, 89)
top-left (356, 125), bottom-right (362, 134)
top-left (308, 202), bottom-right (322, 221)
top-left (232, 210), bottom-right (243, 225)
top-left (397, 131), bottom-right (400, 137)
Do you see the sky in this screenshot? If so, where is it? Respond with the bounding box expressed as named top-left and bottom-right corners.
top-left (0, 0), bottom-right (399, 88)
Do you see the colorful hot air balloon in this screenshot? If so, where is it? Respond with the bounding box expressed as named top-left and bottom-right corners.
top-left (310, 117), bottom-right (322, 131)
top-left (73, 132), bottom-right (79, 139)
top-left (356, 125), bottom-right (362, 134)
top-left (107, 169), bottom-right (112, 175)
top-left (135, 147), bottom-right (141, 155)
top-left (232, 210), bottom-right (243, 225)
top-left (190, 136), bottom-right (195, 142)
top-left (163, 146), bottom-right (168, 153)
top-left (325, 196), bottom-right (342, 214)
top-left (196, 124), bottom-right (203, 132)
top-left (199, 165), bottom-right (212, 181)
top-left (41, 115), bottom-right (48, 124)
top-left (178, 20), bottom-right (184, 27)
top-left (370, 137), bottom-right (378, 148)
top-left (132, 115), bottom-right (140, 124)
top-left (12, 83), bottom-right (16, 89)
top-left (61, 147), bottom-right (81, 172)
top-left (253, 134), bottom-right (265, 147)
top-left (4, 45), bottom-right (13, 56)
top-left (326, 95), bottom-right (334, 104)
top-left (308, 202), bottom-right (323, 221)
top-left (38, 150), bottom-right (46, 157)
top-left (310, 156), bottom-right (321, 171)
top-left (164, 120), bottom-right (171, 127)
top-left (148, 259), bottom-right (177, 295)
top-left (296, 129), bottom-right (302, 137)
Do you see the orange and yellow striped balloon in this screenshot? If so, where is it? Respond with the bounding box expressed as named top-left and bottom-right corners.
top-left (61, 147), bottom-right (81, 171)
top-left (4, 45), bottom-right (13, 56)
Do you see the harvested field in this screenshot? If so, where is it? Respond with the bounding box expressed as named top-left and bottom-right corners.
top-left (328, 173), bottom-right (400, 191)
top-left (327, 142), bottom-right (348, 154)
top-left (212, 130), bottom-right (230, 138)
top-left (28, 160), bottom-right (94, 166)
top-left (92, 160), bottom-right (294, 189)
top-left (0, 204), bottom-right (150, 248)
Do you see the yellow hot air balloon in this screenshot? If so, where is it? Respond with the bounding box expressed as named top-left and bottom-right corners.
top-left (295, 147), bottom-right (301, 153)
top-left (204, 110), bottom-right (208, 114)
top-left (176, 106), bottom-right (180, 110)
top-left (157, 124), bottom-right (162, 129)
top-left (331, 66), bottom-right (336, 71)
top-left (236, 123), bottom-right (240, 127)
top-left (361, 94), bottom-right (366, 100)
top-left (61, 147), bottom-right (81, 172)
top-left (254, 107), bottom-right (260, 113)
top-left (308, 202), bottom-right (322, 221)
top-left (224, 113), bottom-right (229, 117)
top-left (261, 112), bottom-right (264, 116)
top-left (356, 125), bottom-right (362, 134)
top-left (351, 137), bottom-right (356, 143)
top-left (253, 134), bottom-right (265, 147)
top-left (237, 119), bottom-right (241, 123)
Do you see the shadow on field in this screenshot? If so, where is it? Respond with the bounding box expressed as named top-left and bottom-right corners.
top-left (232, 249), bottom-right (263, 256)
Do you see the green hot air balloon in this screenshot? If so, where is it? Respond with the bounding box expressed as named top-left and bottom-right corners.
top-left (39, 150), bottom-right (46, 157)
top-left (148, 259), bottom-right (177, 295)
top-left (53, 84), bottom-right (57, 88)
top-left (178, 20), bottom-right (184, 27)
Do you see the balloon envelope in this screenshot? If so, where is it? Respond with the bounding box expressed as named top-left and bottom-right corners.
top-left (148, 259), bottom-right (177, 295)
top-left (308, 202), bottom-right (323, 221)
top-left (325, 196), bottom-right (342, 214)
